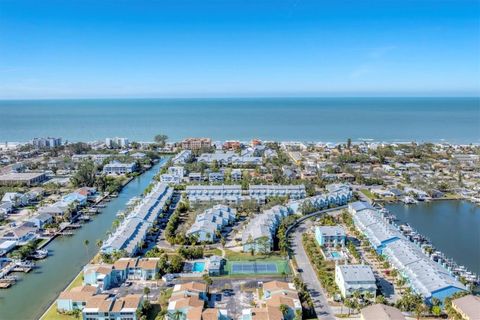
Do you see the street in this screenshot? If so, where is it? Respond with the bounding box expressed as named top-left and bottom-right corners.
top-left (290, 219), bottom-right (336, 320)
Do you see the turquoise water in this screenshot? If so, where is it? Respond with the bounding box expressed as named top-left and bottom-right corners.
top-left (386, 200), bottom-right (480, 275)
top-left (0, 97), bottom-right (478, 143)
top-left (331, 251), bottom-right (341, 258)
top-left (193, 262), bottom-right (206, 272)
top-left (0, 160), bottom-right (165, 320)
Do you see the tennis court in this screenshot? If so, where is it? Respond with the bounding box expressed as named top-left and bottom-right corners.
top-left (225, 260), bottom-right (290, 275)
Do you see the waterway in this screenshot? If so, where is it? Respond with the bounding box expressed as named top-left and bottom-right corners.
top-left (386, 200), bottom-right (480, 275)
top-left (0, 159), bottom-right (165, 320)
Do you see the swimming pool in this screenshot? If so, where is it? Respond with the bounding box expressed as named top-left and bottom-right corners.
top-left (331, 251), bottom-right (341, 258)
top-left (193, 262), bottom-right (205, 272)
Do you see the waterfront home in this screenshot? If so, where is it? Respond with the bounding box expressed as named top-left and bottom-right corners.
top-left (360, 304), bottom-right (405, 320)
top-left (348, 201), bottom-right (374, 214)
top-left (315, 226), bottom-right (346, 247)
top-left (382, 239), bottom-right (466, 303)
top-left (37, 203), bottom-right (68, 217)
top-left (82, 294), bottom-right (143, 320)
top-left (28, 212), bottom-right (53, 228)
top-left (101, 183), bottom-right (173, 255)
top-left (160, 173), bottom-right (182, 184)
top-left (351, 202), bottom-right (466, 303)
top-left (84, 258), bottom-right (160, 290)
top-left (83, 265), bottom-right (116, 290)
top-left (56, 285), bottom-right (98, 312)
top-left (173, 150), bottom-right (192, 165)
top-left (352, 209), bottom-right (402, 254)
top-left (0, 172), bottom-right (47, 186)
top-left (335, 264), bottom-right (377, 298)
top-left (103, 161), bottom-right (137, 175)
top-left (242, 205), bottom-right (292, 253)
top-left (186, 205), bottom-right (236, 242)
top-left (0, 240), bottom-right (16, 256)
top-left (62, 192), bottom-right (88, 206)
top-left (451, 295), bottom-right (480, 320)
top-left (1, 222), bottom-right (37, 245)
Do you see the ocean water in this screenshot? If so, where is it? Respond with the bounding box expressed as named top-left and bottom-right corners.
top-left (0, 97), bottom-right (478, 143)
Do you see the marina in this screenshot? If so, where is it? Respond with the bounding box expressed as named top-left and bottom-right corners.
top-left (384, 200), bottom-right (480, 286)
top-left (0, 159), bottom-right (166, 320)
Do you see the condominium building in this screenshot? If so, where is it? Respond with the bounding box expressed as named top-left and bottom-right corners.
top-left (101, 183), bottom-right (173, 255)
top-left (335, 264), bottom-right (377, 298)
top-left (172, 150), bottom-right (192, 164)
top-left (103, 161), bottom-right (137, 175)
top-left (242, 205), bottom-right (292, 253)
top-left (315, 226), bottom-right (346, 247)
top-left (0, 172), bottom-right (47, 186)
top-left (351, 201), bottom-right (466, 303)
top-left (181, 138), bottom-right (212, 150)
top-left (32, 137), bottom-right (62, 149)
top-left (248, 185), bottom-right (306, 201)
top-left (105, 137), bottom-right (129, 148)
top-left (186, 205), bottom-right (236, 242)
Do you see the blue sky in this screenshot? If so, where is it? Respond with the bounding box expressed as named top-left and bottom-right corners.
top-left (0, 0), bottom-right (479, 98)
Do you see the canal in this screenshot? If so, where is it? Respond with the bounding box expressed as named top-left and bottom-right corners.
top-left (0, 159), bottom-right (166, 320)
top-left (386, 200), bottom-right (480, 275)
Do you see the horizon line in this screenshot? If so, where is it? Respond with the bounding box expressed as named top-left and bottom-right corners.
top-left (0, 95), bottom-right (479, 101)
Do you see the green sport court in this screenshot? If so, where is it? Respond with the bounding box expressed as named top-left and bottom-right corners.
top-left (224, 260), bottom-right (290, 275)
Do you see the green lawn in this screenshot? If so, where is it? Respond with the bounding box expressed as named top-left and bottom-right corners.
top-left (40, 272), bottom-right (84, 320)
top-left (224, 249), bottom-right (284, 261)
top-left (360, 189), bottom-right (375, 200)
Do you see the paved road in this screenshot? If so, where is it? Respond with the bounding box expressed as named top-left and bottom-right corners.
top-left (290, 220), bottom-right (336, 320)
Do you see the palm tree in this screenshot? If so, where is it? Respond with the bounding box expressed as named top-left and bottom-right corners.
top-left (96, 239), bottom-right (103, 248)
top-left (84, 239), bottom-right (90, 256)
top-left (143, 286), bottom-right (151, 300)
top-left (279, 304), bottom-right (289, 319)
top-left (172, 310), bottom-right (183, 320)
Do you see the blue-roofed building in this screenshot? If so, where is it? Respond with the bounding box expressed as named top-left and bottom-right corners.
top-left (351, 206), bottom-right (466, 303)
top-left (62, 192), bottom-right (88, 206)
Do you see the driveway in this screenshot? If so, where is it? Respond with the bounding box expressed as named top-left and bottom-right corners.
top-left (290, 220), bottom-right (336, 320)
